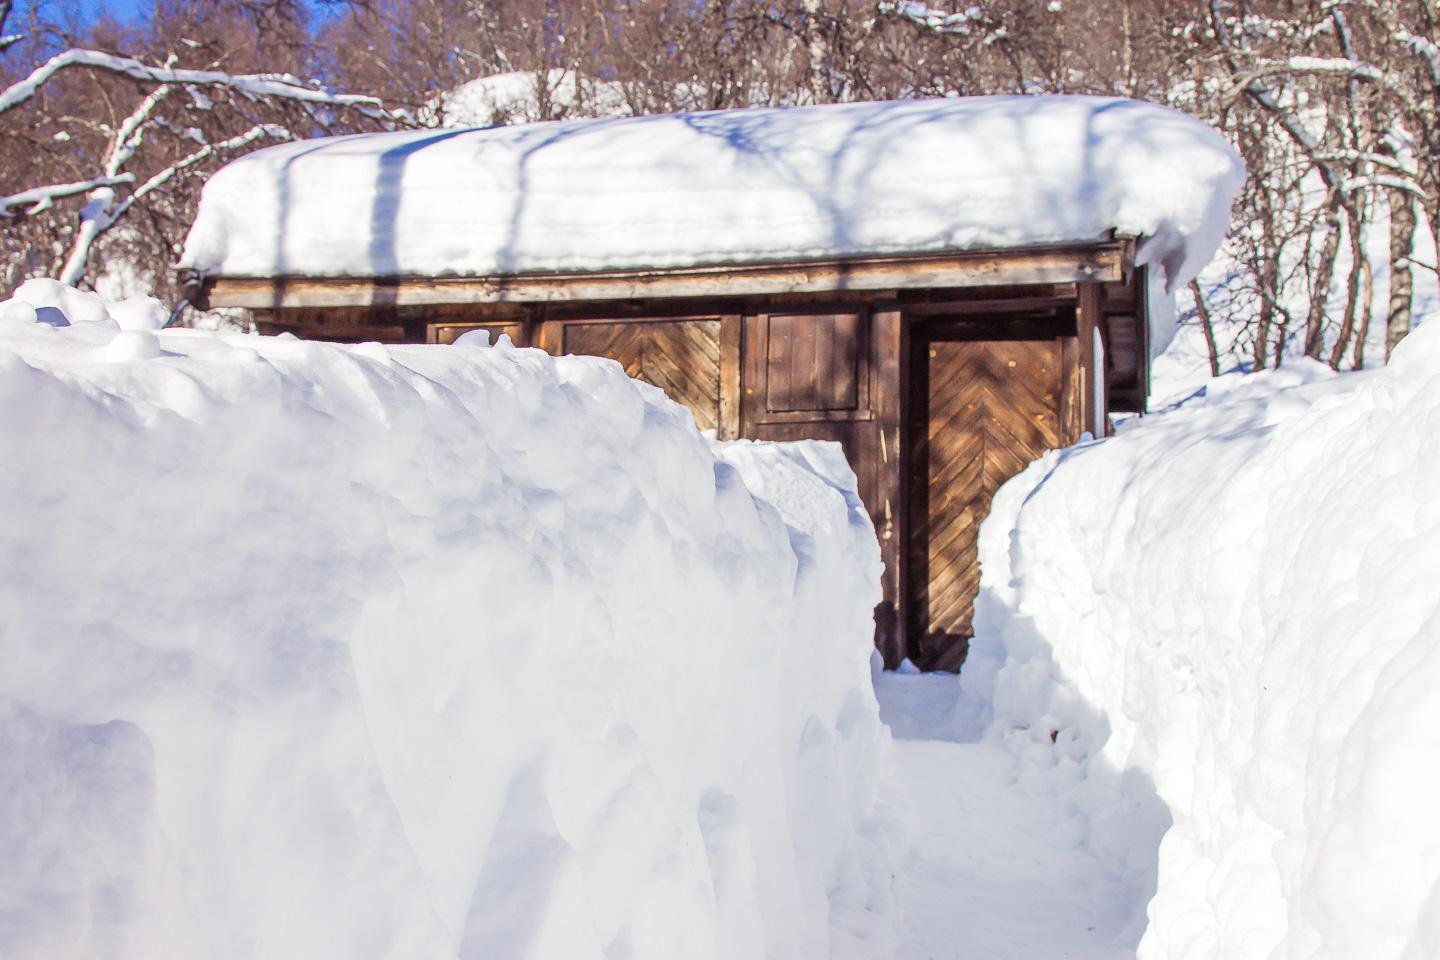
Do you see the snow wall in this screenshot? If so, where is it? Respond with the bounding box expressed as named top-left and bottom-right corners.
top-left (0, 281), bottom-right (902, 960)
top-left (962, 322), bottom-right (1440, 958)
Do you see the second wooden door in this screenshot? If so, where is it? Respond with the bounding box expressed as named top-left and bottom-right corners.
top-left (908, 332), bottom-right (1067, 671)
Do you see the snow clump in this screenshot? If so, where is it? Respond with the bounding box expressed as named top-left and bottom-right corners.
top-left (4, 276), bottom-right (168, 330)
top-left (0, 285), bottom-right (901, 960)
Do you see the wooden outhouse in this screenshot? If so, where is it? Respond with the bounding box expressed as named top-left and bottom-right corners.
top-left (179, 96), bottom-right (1242, 670)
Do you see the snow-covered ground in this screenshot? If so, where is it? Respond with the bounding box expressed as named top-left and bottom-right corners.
top-left (0, 285), bottom-right (900, 960)
top-left (878, 670), bottom-right (1142, 960)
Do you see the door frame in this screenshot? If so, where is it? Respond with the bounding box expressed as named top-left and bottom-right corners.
top-left (901, 307), bottom-right (1081, 671)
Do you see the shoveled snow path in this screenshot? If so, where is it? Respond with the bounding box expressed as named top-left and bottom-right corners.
top-left (876, 672), bottom-right (1141, 960)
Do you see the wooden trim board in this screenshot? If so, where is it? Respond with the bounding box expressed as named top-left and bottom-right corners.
top-left (192, 242), bottom-right (1132, 310)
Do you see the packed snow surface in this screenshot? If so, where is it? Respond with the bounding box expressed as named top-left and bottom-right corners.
top-left (876, 670), bottom-right (1140, 960)
top-left (962, 324), bottom-right (1440, 958)
top-left (180, 96), bottom-right (1242, 302)
top-left (0, 284), bottom-right (900, 960)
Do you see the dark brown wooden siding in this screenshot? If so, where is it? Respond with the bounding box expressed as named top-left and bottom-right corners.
top-left (764, 313), bottom-right (863, 413)
top-left (562, 319), bottom-right (724, 433)
top-left (524, 314), bottom-right (741, 439)
top-left (428, 321), bottom-right (524, 346)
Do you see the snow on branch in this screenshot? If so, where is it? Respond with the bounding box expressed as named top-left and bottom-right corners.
top-left (1340, 174), bottom-right (1432, 200)
top-left (5, 42), bottom-right (397, 286)
top-left (56, 123), bottom-right (293, 286)
top-left (1312, 150), bottom-right (1417, 175)
top-left (1396, 28), bottom-right (1440, 85)
top-left (0, 48), bottom-right (387, 118)
top-left (878, 1), bottom-right (984, 35)
top-left (0, 175), bottom-right (135, 217)
top-left (1223, 56), bottom-right (1415, 105)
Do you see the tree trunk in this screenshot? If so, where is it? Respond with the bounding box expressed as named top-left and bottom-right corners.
top-left (1385, 189), bottom-right (1418, 361)
top-left (1304, 200), bottom-right (1342, 361)
top-left (1252, 244), bottom-right (1278, 371)
top-left (1328, 205), bottom-right (1364, 371)
top-left (801, 0), bottom-right (829, 103)
top-left (1190, 279), bottom-right (1222, 377)
top-left (1351, 247), bottom-right (1374, 371)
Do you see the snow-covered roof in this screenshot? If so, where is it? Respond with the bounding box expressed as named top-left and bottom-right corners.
top-left (180, 96), bottom-right (1243, 288)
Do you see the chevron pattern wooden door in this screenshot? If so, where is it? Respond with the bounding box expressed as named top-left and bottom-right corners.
top-left (564, 320), bottom-right (722, 432)
top-left (910, 336), bottom-right (1065, 671)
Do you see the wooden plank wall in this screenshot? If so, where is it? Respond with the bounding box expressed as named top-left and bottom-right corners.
top-left (562, 319), bottom-right (725, 433)
top-left (254, 277), bottom-right (1144, 671)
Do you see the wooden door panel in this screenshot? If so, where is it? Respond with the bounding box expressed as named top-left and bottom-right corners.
top-left (765, 313), bottom-right (862, 412)
top-left (910, 337), bottom-right (1065, 671)
top-left (564, 320), bottom-right (722, 433)
top-left (745, 312), bottom-right (870, 424)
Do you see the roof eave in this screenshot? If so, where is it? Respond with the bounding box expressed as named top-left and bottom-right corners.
top-left (184, 240), bottom-right (1134, 312)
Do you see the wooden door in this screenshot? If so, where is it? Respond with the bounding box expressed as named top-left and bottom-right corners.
top-left (561, 319), bottom-right (727, 434)
top-left (908, 333), bottom-right (1067, 671)
top-left (739, 309), bottom-right (908, 665)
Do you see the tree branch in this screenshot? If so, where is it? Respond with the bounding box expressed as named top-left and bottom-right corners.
top-left (1222, 57), bottom-right (1418, 110)
top-left (0, 175), bottom-right (136, 217)
top-left (878, 1), bottom-right (983, 36)
top-left (0, 47), bottom-right (388, 118)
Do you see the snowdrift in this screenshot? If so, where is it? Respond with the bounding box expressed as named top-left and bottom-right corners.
top-left (0, 286), bottom-right (901, 960)
top-left (964, 325), bottom-right (1440, 957)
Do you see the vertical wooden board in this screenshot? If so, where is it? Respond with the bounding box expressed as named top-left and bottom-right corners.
top-left (872, 308), bottom-right (906, 668)
top-left (791, 312), bottom-right (818, 411)
top-left (1078, 282), bottom-right (1102, 436)
top-left (1135, 265), bottom-right (1151, 414)
top-left (1059, 335), bottom-right (1084, 445)
top-left (718, 315), bottom-right (743, 441)
top-left (811, 315), bottom-right (833, 409)
top-left (827, 313), bottom-right (862, 411)
top-left (765, 315), bottom-right (794, 411)
top-left (741, 314), bottom-right (767, 426)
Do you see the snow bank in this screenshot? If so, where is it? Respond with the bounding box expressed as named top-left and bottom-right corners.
top-left (0, 287), bottom-right (900, 959)
top-left (180, 96), bottom-right (1241, 324)
top-left (963, 325), bottom-right (1440, 957)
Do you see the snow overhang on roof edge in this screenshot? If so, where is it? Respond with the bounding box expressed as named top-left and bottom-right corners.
top-left (178, 95), bottom-right (1243, 298)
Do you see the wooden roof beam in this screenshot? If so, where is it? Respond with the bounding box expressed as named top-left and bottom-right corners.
top-left (187, 241), bottom-right (1133, 311)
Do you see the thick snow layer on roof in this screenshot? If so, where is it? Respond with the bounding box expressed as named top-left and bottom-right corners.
top-left (180, 96), bottom-right (1243, 291)
top-left (961, 326), bottom-right (1440, 957)
top-left (0, 284), bottom-right (900, 960)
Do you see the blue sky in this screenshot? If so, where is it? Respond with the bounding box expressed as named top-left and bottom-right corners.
top-left (71, 1), bottom-right (339, 25)
top-left (72, 0), bottom-right (153, 21)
